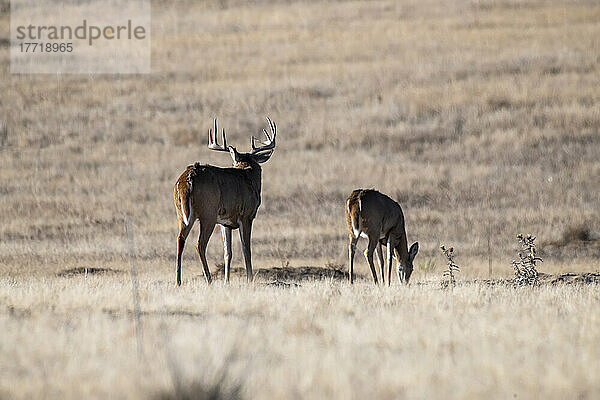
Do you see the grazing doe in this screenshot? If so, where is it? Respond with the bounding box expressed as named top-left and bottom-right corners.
top-left (173, 118), bottom-right (277, 285)
top-left (345, 189), bottom-right (419, 285)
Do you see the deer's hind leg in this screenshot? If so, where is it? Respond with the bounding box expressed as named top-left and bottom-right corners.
top-left (348, 234), bottom-right (358, 284)
top-left (196, 219), bottom-right (216, 285)
top-left (176, 219), bottom-right (194, 286)
top-left (363, 237), bottom-right (379, 285)
top-left (239, 218), bottom-right (254, 283)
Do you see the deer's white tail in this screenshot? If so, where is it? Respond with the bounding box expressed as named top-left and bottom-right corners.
top-left (347, 198), bottom-right (361, 238)
top-left (178, 181), bottom-right (193, 226)
top-left (181, 198), bottom-right (191, 225)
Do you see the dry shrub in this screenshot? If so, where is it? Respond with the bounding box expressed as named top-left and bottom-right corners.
top-left (512, 234), bottom-right (542, 286)
top-left (440, 245), bottom-right (461, 288)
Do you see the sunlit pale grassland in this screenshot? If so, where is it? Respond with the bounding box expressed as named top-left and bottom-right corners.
top-left (1, 0), bottom-right (600, 398)
top-left (0, 0), bottom-right (599, 276)
top-left (2, 274), bottom-right (600, 399)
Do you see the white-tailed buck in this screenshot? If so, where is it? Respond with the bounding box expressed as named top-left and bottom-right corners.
top-left (345, 189), bottom-right (419, 285)
top-left (173, 118), bottom-right (277, 285)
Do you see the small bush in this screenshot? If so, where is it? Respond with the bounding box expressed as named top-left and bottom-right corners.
top-left (512, 234), bottom-right (542, 286)
top-left (440, 245), bottom-right (461, 288)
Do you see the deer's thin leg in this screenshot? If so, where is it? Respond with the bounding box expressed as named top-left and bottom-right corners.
top-left (348, 235), bottom-right (358, 284)
top-left (176, 220), bottom-right (194, 286)
top-left (220, 225), bottom-right (233, 283)
top-left (239, 219), bottom-right (253, 283)
top-left (387, 239), bottom-right (394, 286)
top-left (363, 238), bottom-right (378, 285)
top-left (196, 221), bottom-right (215, 285)
top-left (375, 243), bottom-right (385, 285)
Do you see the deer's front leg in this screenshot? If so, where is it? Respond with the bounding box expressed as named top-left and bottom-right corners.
top-left (238, 219), bottom-right (253, 282)
top-left (375, 243), bottom-right (385, 285)
top-left (387, 239), bottom-right (394, 286)
top-left (220, 225), bottom-right (232, 283)
top-left (394, 248), bottom-right (404, 284)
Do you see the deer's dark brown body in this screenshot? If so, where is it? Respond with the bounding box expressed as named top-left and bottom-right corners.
top-left (173, 118), bottom-right (277, 286)
top-left (345, 189), bottom-right (418, 285)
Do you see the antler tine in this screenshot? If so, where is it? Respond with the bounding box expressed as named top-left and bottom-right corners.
top-left (221, 128), bottom-right (227, 148)
top-left (251, 117), bottom-right (277, 154)
top-left (262, 128), bottom-right (271, 142)
top-left (207, 118), bottom-right (230, 152)
top-left (267, 117), bottom-right (276, 139)
top-left (214, 118), bottom-right (219, 145)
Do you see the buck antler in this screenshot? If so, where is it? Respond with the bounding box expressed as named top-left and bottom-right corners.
top-left (207, 118), bottom-right (229, 152)
top-left (251, 117), bottom-right (277, 154)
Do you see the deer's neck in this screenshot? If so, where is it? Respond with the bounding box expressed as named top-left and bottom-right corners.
top-left (239, 162), bottom-right (262, 200)
top-left (396, 229), bottom-right (410, 266)
top-left (250, 165), bottom-right (262, 196)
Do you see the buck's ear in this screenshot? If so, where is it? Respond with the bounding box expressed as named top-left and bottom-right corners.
top-left (252, 150), bottom-right (273, 164)
top-left (228, 147), bottom-right (240, 163)
top-left (409, 242), bottom-right (419, 261)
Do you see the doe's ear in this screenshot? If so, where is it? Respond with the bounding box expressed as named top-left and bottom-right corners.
top-left (228, 146), bottom-right (239, 163)
top-left (409, 242), bottom-right (419, 261)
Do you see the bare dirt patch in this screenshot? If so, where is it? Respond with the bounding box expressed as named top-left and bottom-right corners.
top-left (543, 240), bottom-right (600, 260)
top-left (211, 264), bottom-right (348, 283)
top-left (542, 225), bottom-right (600, 259)
top-left (56, 267), bottom-right (124, 277)
top-left (538, 272), bottom-right (600, 285)
top-left (474, 272), bottom-right (600, 286)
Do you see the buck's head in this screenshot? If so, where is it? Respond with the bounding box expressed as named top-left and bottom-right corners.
top-left (208, 118), bottom-right (277, 167)
top-left (399, 242), bottom-right (419, 283)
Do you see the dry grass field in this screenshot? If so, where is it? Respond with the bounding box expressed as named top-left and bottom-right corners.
top-left (1, 0), bottom-right (599, 398)
top-left (3, 276), bottom-right (600, 399)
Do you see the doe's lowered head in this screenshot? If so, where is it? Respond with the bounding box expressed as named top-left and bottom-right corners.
top-left (399, 242), bottom-right (419, 284)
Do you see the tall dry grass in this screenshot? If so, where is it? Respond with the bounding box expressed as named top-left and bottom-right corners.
top-left (2, 274), bottom-right (600, 399)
